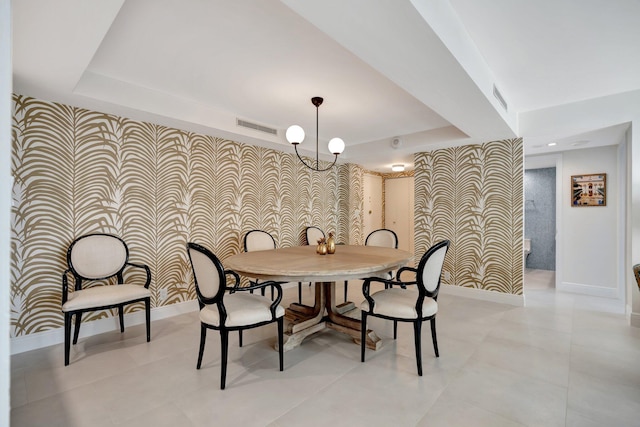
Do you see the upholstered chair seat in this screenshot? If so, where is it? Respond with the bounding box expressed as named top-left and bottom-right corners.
top-left (199, 293), bottom-right (286, 327)
top-left (62, 285), bottom-right (151, 312)
top-left (360, 288), bottom-right (437, 319)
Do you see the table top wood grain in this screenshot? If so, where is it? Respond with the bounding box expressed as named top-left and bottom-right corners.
top-left (225, 245), bottom-right (413, 283)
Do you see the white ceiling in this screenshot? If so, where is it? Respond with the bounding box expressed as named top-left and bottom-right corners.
top-left (12, 0), bottom-right (640, 172)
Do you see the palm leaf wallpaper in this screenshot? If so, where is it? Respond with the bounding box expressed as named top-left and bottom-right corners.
top-left (11, 93), bottom-right (523, 338)
top-left (10, 94), bottom-right (357, 337)
top-left (414, 139), bottom-right (524, 295)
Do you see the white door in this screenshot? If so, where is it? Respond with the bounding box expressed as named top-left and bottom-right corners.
top-left (385, 177), bottom-right (414, 255)
top-left (363, 174), bottom-right (383, 240)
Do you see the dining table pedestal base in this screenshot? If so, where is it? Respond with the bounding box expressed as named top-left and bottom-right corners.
top-left (278, 281), bottom-right (382, 352)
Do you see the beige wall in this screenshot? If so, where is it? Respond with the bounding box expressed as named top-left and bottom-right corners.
top-left (414, 139), bottom-right (524, 295)
top-left (10, 94), bottom-right (364, 337)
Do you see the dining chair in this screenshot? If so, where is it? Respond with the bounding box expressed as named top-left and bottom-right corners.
top-left (360, 239), bottom-right (450, 376)
top-left (342, 229), bottom-right (399, 301)
top-left (243, 229), bottom-right (277, 298)
top-left (299, 226), bottom-right (325, 303)
top-left (187, 242), bottom-right (285, 389)
top-left (61, 233), bottom-right (152, 366)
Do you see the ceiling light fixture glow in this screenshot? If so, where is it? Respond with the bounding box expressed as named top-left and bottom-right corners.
top-left (391, 164), bottom-right (405, 172)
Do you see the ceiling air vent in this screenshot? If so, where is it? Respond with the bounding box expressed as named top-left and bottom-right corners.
top-left (237, 119), bottom-right (278, 136)
top-left (493, 84), bottom-right (508, 112)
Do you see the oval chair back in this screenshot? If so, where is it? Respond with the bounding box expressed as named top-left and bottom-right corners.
top-left (417, 239), bottom-right (450, 297)
top-left (365, 229), bottom-right (398, 249)
top-left (68, 233), bottom-right (129, 281)
top-left (187, 242), bottom-right (226, 304)
top-left (244, 229), bottom-right (276, 252)
top-left (305, 226), bottom-right (325, 245)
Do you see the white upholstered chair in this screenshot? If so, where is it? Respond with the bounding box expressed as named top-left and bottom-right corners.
top-left (243, 229), bottom-right (277, 299)
top-left (187, 242), bottom-right (285, 389)
top-left (342, 229), bottom-right (399, 301)
top-left (299, 226), bottom-right (325, 303)
top-left (360, 240), bottom-right (450, 376)
top-left (61, 233), bottom-right (151, 366)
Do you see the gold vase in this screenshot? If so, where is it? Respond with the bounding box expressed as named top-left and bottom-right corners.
top-left (316, 242), bottom-right (328, 255)
top-left (327, 232), bottom-right (336, 254)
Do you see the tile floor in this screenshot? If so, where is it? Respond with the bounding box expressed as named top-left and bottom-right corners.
top-left (10, 270), bottom-right (640, 426)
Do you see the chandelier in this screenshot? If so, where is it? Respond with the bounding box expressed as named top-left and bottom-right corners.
top-left (286, 97), bottom-right (345, 171)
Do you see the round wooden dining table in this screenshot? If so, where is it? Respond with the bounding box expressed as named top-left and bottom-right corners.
top-left (225, 245), bottom-right (413, 351)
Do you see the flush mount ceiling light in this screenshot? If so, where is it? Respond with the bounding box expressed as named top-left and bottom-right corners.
top-left (547, 142), bottom-right (557, 147)
top-left (286, 97), bottom-right (345, 172)
top-left (391, 164), bottom-right (405, 172)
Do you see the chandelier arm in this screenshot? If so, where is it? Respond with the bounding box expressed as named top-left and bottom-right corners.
top-left (293, 145), bottom-right (338, 172)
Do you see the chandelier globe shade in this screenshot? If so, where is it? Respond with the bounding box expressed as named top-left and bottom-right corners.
top-left (328, 137), bottom-right (345, 155)
top-left (285, 125), bottom-right (305, 144)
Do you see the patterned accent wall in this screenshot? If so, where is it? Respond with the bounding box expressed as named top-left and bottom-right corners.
top-left (414, 139), bottom-right (524, 295)
top-left (10, 94), bottom-right (359, 337)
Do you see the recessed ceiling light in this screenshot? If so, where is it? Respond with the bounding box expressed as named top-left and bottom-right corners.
top-left (547, 142), bottom-right (557, 147)
top-left (391, 164), bottom-right (405, 172)
top-left (571, 140), bottom-right (589, 146)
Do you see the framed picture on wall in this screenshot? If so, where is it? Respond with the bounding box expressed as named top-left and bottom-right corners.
top-left (571, 173), bottom-right (606, 207)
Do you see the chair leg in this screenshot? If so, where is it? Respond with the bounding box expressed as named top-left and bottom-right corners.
top-left (118, 304), bottom-right (125, 333)
top-left (344, 281), bottom-right (348, 302)
top-left (414, 321), bottom-right (423, 376)
top-left (430, 317), bottom-right (439, 357)
top-left (278, 317), bottom-right (284, 371)
top-left (298, 282), bottom-right (302, 304)
top-left (239, 330), bottom-right (243, 347)
top-left (196, 325), bottom-right (207, 369)
top-left (64, 312), bottom-right (72, 366)
top-left (393, 320), bottom-right (398, 340)
top-left (361, 312), bottom-right (367, 363)
top-left (72, 312), bottom-right (82, 345)
top-left (220, 329), bottom-right (229, 390)
top-left (145, 298), bottom-right (151, 342)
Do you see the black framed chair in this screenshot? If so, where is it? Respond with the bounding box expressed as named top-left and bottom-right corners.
top-left (243, 229), bottom-right (277, 300)
top-left (187, 242), bottom-right (285, 389)
top-left (61, 233), bottom-right (151, 366)
top-left (360, 240), bottom-right (450, 376)
top-left (343, 228), bottom-right (400, 301)
top-left (299, 226), bottom-right (325, 303)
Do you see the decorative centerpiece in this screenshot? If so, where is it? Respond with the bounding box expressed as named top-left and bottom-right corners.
top-left (316, 238), bottom-right (328, 255)
top-left (326, 232), bottom-right (336, 254)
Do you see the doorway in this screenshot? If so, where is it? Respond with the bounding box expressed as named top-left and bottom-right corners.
top-left (524, 167), bottom-right (557, 292)
top-left (384, 176), bottom-right (414, 255)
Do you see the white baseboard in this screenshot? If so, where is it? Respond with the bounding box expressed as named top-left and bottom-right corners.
top-left (439, 283), bottom-right (524, 306)
top-left (10, 300), bottom-right (199, 355)
top-left (557, 281), bottom-right (619, 299)
top-left (630, 312), bottom-right (640, 328)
